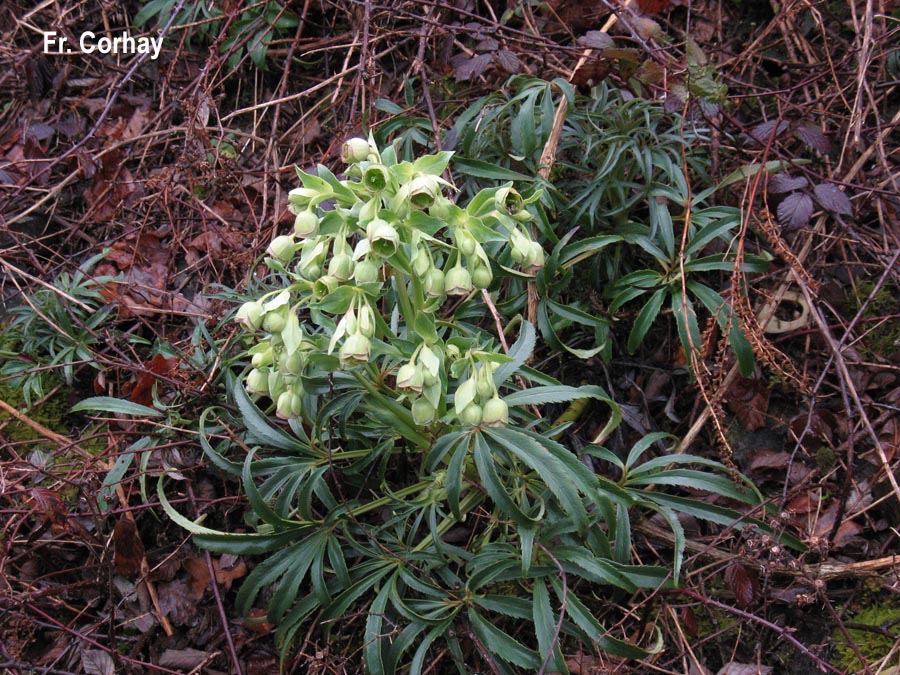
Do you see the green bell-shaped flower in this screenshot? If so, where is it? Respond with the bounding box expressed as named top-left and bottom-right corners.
top-left (357, 302), bottom-right (376, 338)
top-left (327, 253), bottom-right (355, 282)
top-left (471, 263), bottom-right (493, 289)
top-left (267, 235), bottom-right (296, 265)
top-left (396, 362), bottom-right (424, 392)
top-left (341, 137), bottom-right (372, 164)
top-left (461, 402), bottom-right (483, 426)
top-left (363, 164), bottom-right (391, 192)
top-left (412, 397), bottom-right (436, 425)
top-left (523, 241), bottom-right (545, 274)
top-left (276, 389), bottom-right (302, 419)
top-left (366, 219), bottom-right (400, 258)
top-left (455, 228), bottom-right (477, 257)
top-left (405, 174), bottom-right (441, 210)
top-left (424, 268), bottom-right (445, 297)
top-left (293, 210), bottom-right (319, 238)
top-left (444, 265), bottom-right (473, 296)
top-left (245, 368), bottom-right (270, 395)
top-left (353, 258), bottom-right (380, 284)
top-left (262, 306), bottom-right (288, 333)
top-left (482, 396), bottom-right (509, 428)
top-left (340, 332), bottom-right (371, 365)
top-left (235, 301), bottom-right (264, 331)
top-left (313, 274), bottom-right (339, 298)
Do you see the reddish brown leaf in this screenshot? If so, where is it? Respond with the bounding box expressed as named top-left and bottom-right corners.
top-left (159, 648), bottom-right (211, 670)
top-left (83, 149), bottom-right (137, 222)
top-left (81, 649), bottom-right (115, 675)
top-left (682, 606), bottom-right (699, 637)
top-left (245, 608), bottom-right (275, 634)
top-left (777, 191), bottom-right (814, 229)
top-left (29, 487), bottom-right (68, 533)
top-left (452, 53), bottom-right (493, 82)
top-left (495, 49), bottom-right (522, 74)
top-left (724, 561), bottom-right (758, 608)
top-left (635, 0), bottom-right (674, 13)
top-left (813, 183), bottom-right (853, 216)
top-left (788, 408), bottom-right (835, 454)
top-left (768, 173), bottom-right (809, 194)
top-left (717, 664), bottom-right (773, 675)
top-left (793, 124), bottom-right (832, 153)
top-left (113, 517), bottom-right (145, 579)
top-left (572, 57), bottom-right (612, 88)
top-left (128, 354), bottom-right (177, 408)
top-left (725, 376), bottom-right (770, 431)
top-left (749, 119), bottom-right (790, 144)
top-left (156, 578), bottom-right (199, 626)
top-left (100, 232), bottom-right (173, 316)
top-left (813, 499), bottom-right (868, 549)
top-left (184, 556), bottom-right (248, 598)
top-left (578, 31), bottom-right (614, 50)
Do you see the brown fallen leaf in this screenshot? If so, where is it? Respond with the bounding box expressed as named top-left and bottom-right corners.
top-left (725, 376), bottom-right (770, 432)
top-left (184, 555), bottom-right (248, 598)
top-left (81, 649), bottom-right (116, 675)
top-left (29, 487), bottom-right (68, 534)
top-left (245, 608), bottom-right (275, 634)
top-left (157, 578), bottom-right (199, 626)
top-left (113, 517), bottom-right (145, 579)
top-left (83, 149), bottom-right (138, 222)
top-left (159, 648), bottom-right (213, 670)
top-left (127, 353), bottom-right (177, 408)
top-left (724, 561), bottom-right (759, 609)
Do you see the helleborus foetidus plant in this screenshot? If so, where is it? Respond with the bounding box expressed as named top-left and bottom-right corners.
top-left (162, 137), bottom-right (777, 675)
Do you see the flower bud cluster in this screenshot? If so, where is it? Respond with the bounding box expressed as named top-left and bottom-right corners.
top-left (237, 137), bottom-right (536, 425)
top-left (395, 345), bottom-right (442, 425)
top-left (236, 291), bottom-right (308, 419)
top-left (452, 360), bottom-right (509, 428)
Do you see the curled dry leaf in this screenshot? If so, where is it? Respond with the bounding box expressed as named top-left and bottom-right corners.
top-left (748, 451), bottom-right (812, 486)
top-left (156, 578), bottom-right (199, 626)
top-left (159, 648), bottom-right (213, 670)
top-left (81, 649), bottom-right (115, 675)
top-left (724, 376), bottom-right (770, 432)
top-left (451, 52), bottom-right (493, 82)
top-left (184, 555), bottom-right (248, 598)
top-left (749, 119), bottom-right (790, 144)
top-left (84, 149), bottom-right (139, 222)
top-left (29, 487), bottom-right (68, 533)
top-left (127, 353), bottom-right (177, 408)
top-left (813, 498), bottom-right (868, 549)
top-left (577, 31), bottom-right (615, 50)
top-left (724, 561), bottom-right (759, 608)
top-left (113, 516), bottom-right (145, 579)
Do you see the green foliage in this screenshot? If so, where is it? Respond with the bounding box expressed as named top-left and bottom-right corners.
top-left (160, 139), bottom-right (767, 672)
top-left (133, 0), bottom-right (298, 70)
top-left (831, 596), bottom-right (900, 673)
top-left (448, 76), bottom-right (765, 370)
top-left (0, 253), bottom-right (118, 408)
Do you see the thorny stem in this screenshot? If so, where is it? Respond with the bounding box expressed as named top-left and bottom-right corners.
top-left (674, 588), bottom-right (845, 675)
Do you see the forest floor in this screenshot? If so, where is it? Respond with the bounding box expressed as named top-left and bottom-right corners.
top-left (1, 0), bottom-right (899, 673)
